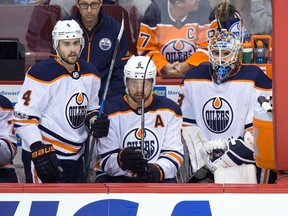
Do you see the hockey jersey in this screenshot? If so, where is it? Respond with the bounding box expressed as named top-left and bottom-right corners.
top-left (137, 0), bottom-right (217, 73)
top-left (179, 63), bottom-right (272, 140)
top-left (13, 57), bottom-right (101, 160)
top-left (0, 95), bottom-right (17, 167)
top-left (96, 94), bottom-right (184, 179)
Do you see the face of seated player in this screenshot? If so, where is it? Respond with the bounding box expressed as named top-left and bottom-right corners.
top-left (57, 39), bottom-right (82, 65)
top-left (127, 78), bottom-right (153, 106)
top-left (210, 49), bottom-right (236, 66)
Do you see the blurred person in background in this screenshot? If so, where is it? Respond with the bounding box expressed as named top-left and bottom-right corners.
top-left (137, 0), bottom-right (214, 77)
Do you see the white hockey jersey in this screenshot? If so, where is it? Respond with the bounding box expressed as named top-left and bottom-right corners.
top-left (180, 63), bottom-right (272, 140)
top-left (96, 94), bottom-right (184, 179)
top-left (13, 57), bottom-right (101, 160)
top-left (0, 95), bottom-right (17, 167)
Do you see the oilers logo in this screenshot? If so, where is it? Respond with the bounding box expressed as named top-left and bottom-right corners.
top-left (66, 92), bottom-right (88, 129)
top-left (161, 39), bottom-right (196, 63)
top-left (228, 20), bottom-right (244, 41)
top-left (123, 128), bottom-right (159, 160)
top-left (202, 97), bottom-right (233, 134)
top-left (99, 38), bottom-right (112, 51)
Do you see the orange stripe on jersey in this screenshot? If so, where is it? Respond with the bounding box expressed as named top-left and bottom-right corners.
top-left (0, 107), bottom-right (13, 112)
top-left (12, 119), bottom-right (38, 124)
top-left (42, 136), bottom-right (79, 153)
top-left (81, 73), bottom-right (101, 80)
top-left (168, 152), bottom-right (183, 165)
top-left (148, 108), bottom-right (182, 118)
top-left (27, 73), bottom-right (71, 84)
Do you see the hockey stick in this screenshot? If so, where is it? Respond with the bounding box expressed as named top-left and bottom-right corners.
top-left (83, 17), bottom-right (125, 182)
top-left (140, 54), bottom-right (154, 157)
top-left (98, 16), bottom-right (125, 118)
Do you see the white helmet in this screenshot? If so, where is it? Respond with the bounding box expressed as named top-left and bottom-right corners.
top-left (124, 55), bottom-right (157, 89)
top-left (52, 20), bottom-right (84, 49)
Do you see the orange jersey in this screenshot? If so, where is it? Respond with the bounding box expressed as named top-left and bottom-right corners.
top-left (137, 0), bottom-right (217, 72)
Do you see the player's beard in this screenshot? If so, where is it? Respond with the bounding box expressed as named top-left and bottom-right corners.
top-left (62, 52), bottom-right (79, 65)
top-left (128, 90), bottom-right (151, 107)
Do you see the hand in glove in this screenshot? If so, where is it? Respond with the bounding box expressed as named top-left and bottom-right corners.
top-left (117, 147), bottom-right (147, 173)
top-left (201, 138), bottom-right (255, 173)
top-left (30, 142), bottom-right (63, 183)
top-left (134, 163), bottom-right (164, 183)
top-left (85, 111), bottom-right (110, 138)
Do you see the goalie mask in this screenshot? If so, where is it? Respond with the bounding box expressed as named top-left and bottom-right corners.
top-left (208, 29), bottom-right (241, 84)
top-left (52, 20), bottom-right (84, 54)
top-left (124, 55), bottom-right (157, 94)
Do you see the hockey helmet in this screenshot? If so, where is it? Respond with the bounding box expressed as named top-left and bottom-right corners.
top-left (52, 20), bottom-right (84, 50)
top-left (124, 55), bottom-right (157, 88)
top-left (208, 29), bottom-right (241, 84)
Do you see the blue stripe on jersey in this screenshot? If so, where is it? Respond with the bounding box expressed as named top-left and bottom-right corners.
top-left (27, 58), bottom-right (100, 82)
top-left (56, 145), bottom-right (84, 157)
top-left (0, 95), bottom-right (13, 109)
top-left (183, 117), bottom-right (196, 124)
top-left (245, 122), bottom-right (253, 130)
top-left (39, 125), bottom-right (83, 146)
top-left (104, 95), bottom-right (182, 116)
top-left (159, 155), bottom-right (181, 170)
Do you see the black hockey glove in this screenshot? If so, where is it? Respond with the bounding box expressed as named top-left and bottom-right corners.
top-left (30, 142), bottom-right (63, 183)
top-left (134, 163), bottom-right (164, 183)
top-left (117, 147), bottom-right (148, 173)
top-left (85, 111), bottom-right (110, 138)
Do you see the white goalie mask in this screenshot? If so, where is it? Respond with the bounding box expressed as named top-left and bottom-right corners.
top-left (52, 20), bottom-right (84, 52)
top-left (208, 29), bottom-right (241, 84)
top-left (124, 55), bottom-right (157, 93)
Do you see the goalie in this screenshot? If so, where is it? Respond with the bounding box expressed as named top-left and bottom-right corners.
top-left (178, 29), bottom-right (272, 183)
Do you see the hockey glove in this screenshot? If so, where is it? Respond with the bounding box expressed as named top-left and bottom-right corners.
top-left (201, 138), bottom-right (255, 173)
top-left (117, 147), bottom-right (147, 173)
top-left (134, 163), bottom-right (164, 183)
top-left (85, 111), bottom-right (110, 138)
top-left (30, 142), bottom-right (63, 183)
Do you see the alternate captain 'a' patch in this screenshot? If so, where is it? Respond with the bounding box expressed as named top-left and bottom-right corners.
top-left (202, 97), bottom-right (234, 134)
top-left (65, 92), bottom-right (88, 129)
top-left (123, 127), bottom-right (159, 160)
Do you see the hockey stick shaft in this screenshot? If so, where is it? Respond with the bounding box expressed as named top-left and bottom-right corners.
top-left (98, 17), bottom-right (125, 118)
top-left (83, 17), bottom-right (124, 182)
top-left (140, 54), bottom-right (154, 156)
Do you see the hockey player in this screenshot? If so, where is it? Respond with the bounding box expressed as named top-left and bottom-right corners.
top-left (0, 95), bottom-right (18, 183)
top-left (179, 30), bottom-right (272, 183)
top-left (13, 20), bottom-right (110, 183)
top-left (94, 55), bottom-right (184, 183)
